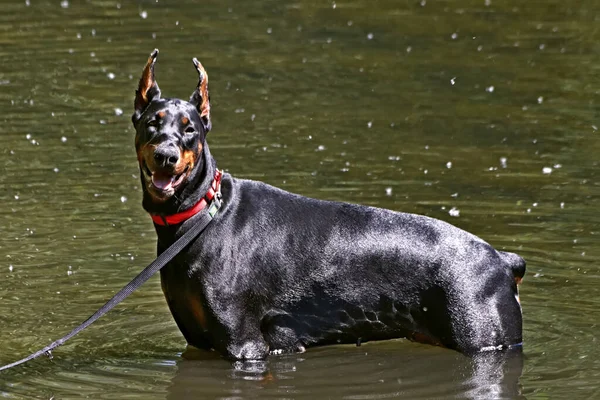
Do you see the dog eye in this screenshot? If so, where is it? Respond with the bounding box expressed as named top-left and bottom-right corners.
top-left (184, 126), bottom-right (195, 135)
top-left (147, 119), bottom-right (159, 127)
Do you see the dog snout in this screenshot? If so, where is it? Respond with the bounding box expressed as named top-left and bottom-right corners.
top-left (154, 145), bottom-right (180, 167)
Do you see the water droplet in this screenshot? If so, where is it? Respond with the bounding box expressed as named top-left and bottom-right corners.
top-left (114, 108), bottom-right (123, 116)
top-left (446, 161), bottom-right (452, 169)
top-left (140, 10), bottom-right (148, 19)
top-left (61, 136), bottom-right (67, 142)
top-left (385, 187), bottom-right (392, 196)
top-left (542, 167), bottom-right (552, 174)
top-left (486, 85), bottom-right (495, 93)
top-left (9, 265), bottom-right (13, 272)
top-left (450, 77), bottom-right (456, 85)
top-left (120, 196), bottom-right (127, 203)
top-left (367, 33), bottom-right (374, 40)
top-left (500, 157), bottom-right (507, 168)
top-left (449, 207), bottom-right (460, 217)
top-left (107, 72), bottom-right (116, 80)
top-left (537, 96), bottom-right (544, 104)
top-left (60, 0), bottom-right (69, 8)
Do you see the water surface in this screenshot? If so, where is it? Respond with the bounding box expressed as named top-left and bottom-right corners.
top-left (1, 0), bottom-right (599, 398)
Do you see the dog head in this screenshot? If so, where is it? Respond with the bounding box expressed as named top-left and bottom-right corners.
top-left (132, 49), bottom-right (211, 208)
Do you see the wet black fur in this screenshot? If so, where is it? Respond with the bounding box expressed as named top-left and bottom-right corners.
top-left (132, 57), bottom-right (525, 361)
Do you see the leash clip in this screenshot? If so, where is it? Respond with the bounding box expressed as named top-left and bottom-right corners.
top-left (208, 190), bottom-right (222, 218)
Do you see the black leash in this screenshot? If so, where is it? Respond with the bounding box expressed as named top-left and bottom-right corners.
top-left (0, 201), bottom-right (218, 372)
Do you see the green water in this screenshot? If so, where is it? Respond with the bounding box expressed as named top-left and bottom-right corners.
top-left (1, 0), bottom-right (599, 398)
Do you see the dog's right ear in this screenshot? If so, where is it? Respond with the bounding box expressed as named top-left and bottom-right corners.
top-left (132, 49), bottom-right (161, 126)
top-left (189, 58), bottom-right (211, 133)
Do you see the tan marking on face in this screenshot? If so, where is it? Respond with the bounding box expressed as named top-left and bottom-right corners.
top-left (178, 148), bottom-right (196, 175)
top-left (515, 277), bottom-right (522, 286)
top-left (139, 143), bottom-right (196, 177)
top-left (137, 143), bottom-right (159, 170)
top-left (157, 111), bottom-right (166, 119)
top-left (181, 116), bottom-right (189, 125)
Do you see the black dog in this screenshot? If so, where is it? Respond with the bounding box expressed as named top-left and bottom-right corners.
top-left (132, 49), bottom-right (525, 360)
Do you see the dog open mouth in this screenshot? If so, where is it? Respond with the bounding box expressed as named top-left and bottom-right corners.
top-left (142, 162), bottom-right (189, 196)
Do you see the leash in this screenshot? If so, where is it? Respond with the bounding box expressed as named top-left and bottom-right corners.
top-left (0, 173), bottom-right (223, 372)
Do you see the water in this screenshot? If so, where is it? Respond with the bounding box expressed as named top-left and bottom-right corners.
top-left (1, 0), bottom-right (599, 398)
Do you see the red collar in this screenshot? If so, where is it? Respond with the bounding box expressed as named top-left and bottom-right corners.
top-left (150, 170), bottom-right (223, 226)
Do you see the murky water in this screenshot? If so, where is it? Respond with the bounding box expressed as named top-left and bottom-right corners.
top-left (1, 0), bottom-right (599, 398)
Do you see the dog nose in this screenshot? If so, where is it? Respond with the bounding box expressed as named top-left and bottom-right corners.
top-left (154, 146), bottom-right (180, 167)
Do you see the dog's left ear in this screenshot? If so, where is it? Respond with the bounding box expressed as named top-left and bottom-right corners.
top-left (189, 58), bottom-right (211, 133)
top-left (132, 49), bottom-right (161, 125)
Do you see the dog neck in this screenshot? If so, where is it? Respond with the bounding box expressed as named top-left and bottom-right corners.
top-left (142, 142), bottom-right (217, 221)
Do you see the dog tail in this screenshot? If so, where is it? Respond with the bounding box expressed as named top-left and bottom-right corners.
top-left (499, 251), bottom-right (526, 285)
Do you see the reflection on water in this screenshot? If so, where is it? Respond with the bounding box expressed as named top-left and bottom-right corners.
top-left (1, 0), bottom-right (599, 399)
top-left (167, 344), bottom-right (523, 399)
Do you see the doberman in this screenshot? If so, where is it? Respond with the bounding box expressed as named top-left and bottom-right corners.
top-left (132, 49), bottom-right (525, 360)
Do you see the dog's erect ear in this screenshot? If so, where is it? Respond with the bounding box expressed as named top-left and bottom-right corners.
top-left (189, 58), bottom-right (211, 133)
top-left (132, 49), bottom-right (161, 125)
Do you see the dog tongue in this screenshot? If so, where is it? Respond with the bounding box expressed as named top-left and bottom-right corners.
top-left (152, 172), bottom-right (174, 190)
